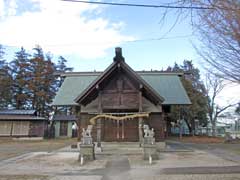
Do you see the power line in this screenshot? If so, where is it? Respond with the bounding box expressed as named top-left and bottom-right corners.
top-left (124, 34), bottom-right (193, 43)
top-left (44, 34), bottom-right (193, 47)
top-left (61, 0), bottom-right (214, 10)
top-left (3, 35), bottom-right (193, 48)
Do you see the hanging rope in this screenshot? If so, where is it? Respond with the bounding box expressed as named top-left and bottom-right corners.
top-left (89, 113), bottom-right (149, 125)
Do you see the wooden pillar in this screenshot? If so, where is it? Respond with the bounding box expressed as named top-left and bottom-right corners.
top-left (74, 105), bottom-right (81, 141)
top-left (97, 88), bottom-right (102, 148)
top-left (122, 120), bottom-right (124, 139)
top-left (117, 120), bottom-right (120, 139)
top-left (138, 84), bottom-right (143, 146)
top-left (162, 111), bottom-right (166, 140)
top-left (179, 105), bottom-right (182, 139)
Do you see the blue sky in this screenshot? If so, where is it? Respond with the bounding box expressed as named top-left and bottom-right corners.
top-left (0, 0), bottom-right (197, 71)
top-left (0, 0), bottom-right (239, 107)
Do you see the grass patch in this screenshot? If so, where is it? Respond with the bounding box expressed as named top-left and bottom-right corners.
top-left (169, 136), bottom-right (225, 143)
top-left (0, 175), bottom-right (49, 180)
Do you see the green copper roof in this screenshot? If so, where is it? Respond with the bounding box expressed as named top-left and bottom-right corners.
top-left (52, 72), bottom-right (191, 106)
top-left (140, 74), bottom-right (191, 105)
top-left (52, 75), bottom-right (98, 106)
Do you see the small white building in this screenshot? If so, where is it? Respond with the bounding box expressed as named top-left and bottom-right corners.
top-left (52, 114), bottom-right (77, 138)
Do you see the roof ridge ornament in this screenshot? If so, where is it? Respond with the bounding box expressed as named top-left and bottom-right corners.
top-left (113, 47), bottom-right (125, 62)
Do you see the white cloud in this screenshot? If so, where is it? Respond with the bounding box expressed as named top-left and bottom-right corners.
top-left (8, 0), bottom-right (17, 16)
top-left (0, 0), bottom-right (18, 18)
top-left (0, 0), bottom-right (5, 18)
top-left (216, 83), bottom-right (240, 107)
top-left (0, 0), bottom-right (134, 58)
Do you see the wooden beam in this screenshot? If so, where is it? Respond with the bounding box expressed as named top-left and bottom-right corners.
top-left (138, 89), bottom-right (143, 146)
top-left (139, 88), bottom-right (143, 112)
top-left (97, 90), bottom-right (102, 148)
top-left (75, 105), bottom-right (81, 141)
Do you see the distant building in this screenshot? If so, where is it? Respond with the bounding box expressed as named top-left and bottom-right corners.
top-left (52, 114), bottom-right (77, 138)
top-left (0, 109), bottom-right (47, 137)
top-left (171, 119), bottom-right (190, 135)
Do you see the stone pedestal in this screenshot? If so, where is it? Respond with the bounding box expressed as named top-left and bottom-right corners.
top-left (79, 144), bottom-right (95, 161)
top-left (156, 141), bottom-right (166, 150)
top-left (143, 136), bottom-right (155, 145)
top-left (81, 136), bottom-right (93, 145)
top-left (142, 125), bottom-right (158, 160)
top-left (143, 144), bottom-right (158, 160)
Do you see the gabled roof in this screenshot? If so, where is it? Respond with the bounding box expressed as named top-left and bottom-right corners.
top-left (74, 48), bottom-right (164, 106)
top-left (52, 72), bottom-right (191, 106)
top-left (52, 48), bottom-right (191, 106)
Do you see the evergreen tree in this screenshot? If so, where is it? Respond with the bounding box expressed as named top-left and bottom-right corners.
top-left (10, 47), bottom-right (31, 109)
top-left (41, 53), bottom-right (57, 116)
top-left (236, 103), bottom-right (240, 115)
top-left (0, 44), bottom-right (72, 116)
top-left (168, 60), bottom-right (208, 134)
top-left (55, 56), bottom-right (73, 88)
top-left (0, 45), bottom-right (13, 108)
top-left (235, 103), bottom-right (240, 115)
top-left (28, 45), bottom-right (56, 117)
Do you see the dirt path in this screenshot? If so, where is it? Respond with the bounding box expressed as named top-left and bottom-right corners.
top-left (102, 156), bottom-right (131, 180)
top-left (169, 141), bottom-right (240, 163)
top-left (162, 165), bottom-right (240, 174)
top-left (0, 138), bottom-right (77, 161)
top-left (0, 142), bottom-right (240, 180)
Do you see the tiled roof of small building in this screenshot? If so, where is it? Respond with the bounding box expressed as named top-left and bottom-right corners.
top-left (0, 115), bottom-right (46, 120)
top-left (0, 109), bottom-right (46, 121)
top-left (0, 109), bottom-right (36, 115)
top-left (52, 114), bottom-right (77, 121)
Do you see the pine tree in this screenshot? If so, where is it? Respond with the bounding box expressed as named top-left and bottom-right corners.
top-left (1, 45), bottom-right (72, 115)
top-left (168, 60), bottom-right (208, 134)
top-left (28, 46), bottom-right (48, 116)
top-left (28, 46), bottom-right (58, 117)
top-left (28, 46), bottom-right (43, 113)
top-left (0, 45), bottom-right (13, 108)
top-left (236, 103), bottom-right (240, 115)
top-left (55, 56), bottom-right (73, 88)
top-left (10, 47), bottom-right (31, 109)
top-left (41, 53), bottom-right (56, 117)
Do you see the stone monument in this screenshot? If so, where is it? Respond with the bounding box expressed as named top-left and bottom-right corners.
top-left (142, 124), bottom-right (158, 160)
top-left (79, 125), bottom-right (95, 162)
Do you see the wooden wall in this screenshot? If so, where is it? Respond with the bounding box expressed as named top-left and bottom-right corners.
top-left (77, 69), bottom-right (165, 142)
top-left (78, 113), bottom-right (139, 142)
top-left (0, 121), bottom-right (12, 136)
top-left (102, 119), bottom-right (138, 142)
top-left (77, 112), bottom-right (166, 142)
top-left (0, 120), bottom-right (46, 137)
top-left (78, 113), bottom-right (97, 141)
top-left (29, 121), bottom-right (47, 137)
top-left (147, 113), bottom-right (165, 141)
top-left (101, 73), bottom-right (139, 110)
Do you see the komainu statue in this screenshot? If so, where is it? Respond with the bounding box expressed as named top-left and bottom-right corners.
top-left (143, 125), bottom-right (155, 138)
top-left (81, 125), bottom-right (93, 145)
top-left (82, 125), bottom-right (93, 138)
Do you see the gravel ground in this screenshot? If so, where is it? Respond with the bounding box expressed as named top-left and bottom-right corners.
top-left (170, 141), bottom-right (240, 163)
top-left (0, 138), bottom-right (77, 161)
top-left (0, 141), bottom-right (240, 180)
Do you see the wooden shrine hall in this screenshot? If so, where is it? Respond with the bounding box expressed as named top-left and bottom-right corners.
top-left (52, 47), bottom-right (191, 145)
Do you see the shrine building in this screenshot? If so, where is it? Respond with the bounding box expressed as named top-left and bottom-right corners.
top-left (52, 48), bottom-right (191, 143)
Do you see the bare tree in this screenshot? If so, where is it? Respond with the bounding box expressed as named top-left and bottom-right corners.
top-left (180, 1), bottom-right (240, 83)
top-left (205, 73), bottom-right (238, 136)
